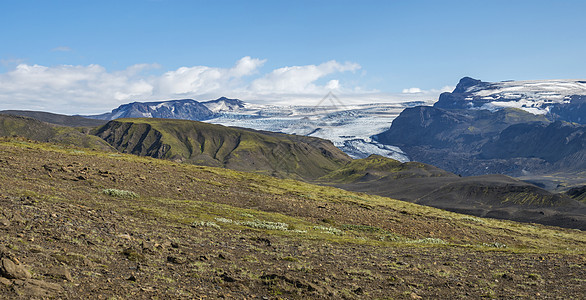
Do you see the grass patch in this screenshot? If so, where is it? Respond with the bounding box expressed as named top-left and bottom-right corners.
top-left (102, 188), bottom-right (139, 199)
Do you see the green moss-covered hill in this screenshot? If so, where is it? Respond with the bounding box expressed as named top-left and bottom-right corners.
top-left (0, 114), bottom-right (113, 151)
top-left (92, 118), bottom-right (351, 180)
top-left (0, 138), bottom-right (584, 298)
top-left (0, 110), bottom-right (107, 127)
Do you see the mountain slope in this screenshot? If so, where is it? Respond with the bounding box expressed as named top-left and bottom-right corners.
top-left (202, 96), bottom-right (246, 112)
top-left (0, 110), bottom-right (107, 127)
top-left (92, 118), bottom-right (352, 180)
top-left (321, 155), bottom-right (586, 230)
top-left (0, 139), bottom-right (584, 298)
top-left (0, 114), bottom-right (113, 151)
top-left (374, 106), bottom-right (552, 176)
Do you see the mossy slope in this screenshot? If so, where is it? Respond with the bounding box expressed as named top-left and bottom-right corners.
top-left (320, 155), bottom-right (586, 230)
top-left (92, 118), bottom-right (351, 180)
top-left (0, 114), bottom-right (114, 151)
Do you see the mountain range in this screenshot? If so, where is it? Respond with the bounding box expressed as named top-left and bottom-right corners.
top-left (2, 77), bottom-right (586, 298)
top-left (1, 109), bottom-right (585, 230)
top-left (83, 96), bottom-right (427, 161)
top-left (3, 76), bottom-right (586, 229)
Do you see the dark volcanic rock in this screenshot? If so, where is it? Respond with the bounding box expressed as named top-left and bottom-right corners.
top-left (480, 121), bottom-right (586, 164)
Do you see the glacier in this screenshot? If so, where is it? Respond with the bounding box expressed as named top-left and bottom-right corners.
top-left (202, 101), bottom-right (431, 162)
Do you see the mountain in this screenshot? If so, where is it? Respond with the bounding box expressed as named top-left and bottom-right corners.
top-left (92, 118), bottom-right (351, 180)
top-left (202, 96), bottom-right (246, 112)
top-left (88, 99), bottom-right (215, 121)
top-left (1, 139), bottom-right (584, 298)
top-left (320, 155), bottom-right (586, 230)
top-left (0, 114), bottom-right (113, 151)
top-left (375, 77), bottom-right (586, 185)
top-left (435, 77), bottom-right (586, 120)
top-left (88, 97), bottom-right (427, 160)
top-left (480, 121), bottom-right (586, 169)
top-left (0, 110), bottom-right (107, 127)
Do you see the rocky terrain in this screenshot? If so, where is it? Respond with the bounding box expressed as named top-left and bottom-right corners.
top-left (0, 138), bottom-right (585, 298)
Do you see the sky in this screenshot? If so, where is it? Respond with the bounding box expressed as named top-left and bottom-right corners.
top-left (1, 0), bottom-right (586, 114)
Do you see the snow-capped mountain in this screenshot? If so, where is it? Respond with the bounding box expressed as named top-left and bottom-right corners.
top-left (88, 99), bottom-right (215, 121)
top-left (376, 77), bottom-right (586, 181)
top-left (202, 97), bottom-right (246, 113)
top-left (87, 97), bottom-right (247, 121)
top-left (436, 77), bottom-right (586, 118)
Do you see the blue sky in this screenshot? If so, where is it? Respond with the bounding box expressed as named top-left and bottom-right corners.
top-left (1, 0), bottom-right (586, 114)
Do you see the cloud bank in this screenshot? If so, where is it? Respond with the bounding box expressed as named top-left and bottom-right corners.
top-left (0, 57), bottom-right (440, 114)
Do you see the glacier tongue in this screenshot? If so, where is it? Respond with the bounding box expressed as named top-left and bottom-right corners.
top-left (338, 139), bottom-right (409, 162)
top-left (204, 101), bottom-right (431, 161)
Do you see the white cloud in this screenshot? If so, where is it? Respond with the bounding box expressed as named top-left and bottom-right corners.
top-left (154, 56), bottom-right (266, 97)
top-left (249, 60), bottom-right (360, 94)
top-left (0, 63), bottom-right (157, 114)
top-left (402, 87), bottom-right (422, 94)
top-left (0, 57), bottom-right (445, 114)
top-left (402, 86), bottom-right (455, 95)
top-left (230, 56), bottom-right (266, 77)
top-left (52, 46), bottom-right (72, 52)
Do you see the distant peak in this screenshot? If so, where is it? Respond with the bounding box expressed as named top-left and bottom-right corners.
top-left (453, 77), bottom-right (483, 93)
top-left (214, 96), bottom-right (242, 103)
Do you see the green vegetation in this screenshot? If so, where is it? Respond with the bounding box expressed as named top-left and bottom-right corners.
top-left (319, 154), bottom-right (453, 183)
top-left (92, 118), bottom-right (351, 180)
top-left (0, 114), bottom-right (113, 151)
top-left (102, 188), bottom-right (139, 199)
top-left (1, 138), bottom-right (584, 252)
